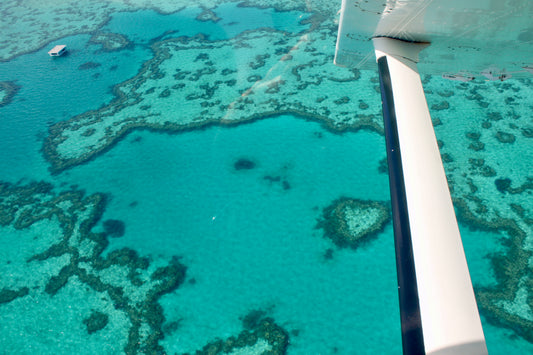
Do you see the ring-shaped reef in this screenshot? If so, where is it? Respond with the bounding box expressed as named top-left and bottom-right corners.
top-left (89, 32), bottom-right (132, 52)
top-left (317, 197), bottom-right (391, 249)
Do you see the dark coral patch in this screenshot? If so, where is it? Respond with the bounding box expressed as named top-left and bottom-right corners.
top-left (377, 158), bottom-right (388, 174)
top-left (241, 309), bottom-right (267, 330)
top-left (431, 101), bottom-right (450, 110)
top-left (263, 175), bottom-right (291, 191)
top-left (234, 158), bottom-right (256, 171)
top-left (0, 287), bottom-right (29, 304)
top-left (103, 219), bottom-right (126, 238)
top-left (83, 310), bottom-right (109, 334)
top-left (495, 131), bottom-right (516, 143)
top-left (481, 121), bottom-right (492, 129)
top-left (189, 316), bottom-right (289, 355)
top-left (282, 180), bottom-right (291, 190)
top-left (487, 112), bottom-right (503, 121)
top-left (45, 264), bottom-right (74, 295)
top-left (333, 96), bottom-right (350, 105)
top-left (437, 90), bottom-right (454, 97)
top-left (521, 127), bottom-right (533, 138)
top-left (159, 88), bottom-right (171, 98)
top-left (264, 175), bottom-right (281, 182)
top-left (466, 132), bottom-right (481, 141)
top-left (495, 178), bottom-right (512, 193)
top-left (468, 141), bottom-right (485, 151)
top-left (0, 81), bottom-right (21, 108)
top-left (81, 128), bottom-right (96, 137)
top-left (441, 153), bottom-right (454, 163)
top-left (78, 62), bottom-right (102, 70)
top-left (323, 248), bottom-right (334, 260)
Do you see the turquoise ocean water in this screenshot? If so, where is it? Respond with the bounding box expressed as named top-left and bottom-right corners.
top-left (0, 1), bottom-right (532, 354)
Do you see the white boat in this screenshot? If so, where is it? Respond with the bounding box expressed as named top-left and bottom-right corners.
top-left (48, 45), bottom-right (67, 57)
top-left (442, 72), bottom-right (475, 82)
top-left (481, 67), bottom-right (512, 81)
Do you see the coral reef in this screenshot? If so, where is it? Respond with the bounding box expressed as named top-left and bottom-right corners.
top-left (316, 197), bottom-right (390, 249)
top-left (89, 32), bottom-right (132, 52)
top-left (1, 0), bottom-right (532, 349)
top-left (0, 0), bottom-right (339, 62)
top-left (0, 181), bottom-right (187, 353)
top-left (185, 313), bottom-right (290, 355)
top-left (428, 77), bottom-right (533, 344)
top-left (196, 7), bottom-right (221, 22)
top-left (454, 198), bottom-right (533, 342)
top-left (83, 310), bottom-right (109, 334)
top-left (43, 27), bottom-right (382, 174)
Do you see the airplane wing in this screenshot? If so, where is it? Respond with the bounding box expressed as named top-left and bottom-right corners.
top-left (335, 0), bottom-right (533, 79)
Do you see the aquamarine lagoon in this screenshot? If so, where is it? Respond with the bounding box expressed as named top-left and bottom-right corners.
top-left (0, 0), bottom-right (532, 354)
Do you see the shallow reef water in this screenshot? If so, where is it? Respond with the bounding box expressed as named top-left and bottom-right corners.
top-left (0, 0), bottom-right (532, 354)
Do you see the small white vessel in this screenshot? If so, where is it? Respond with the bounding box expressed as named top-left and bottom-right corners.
top-left (442, 72), bottom-right (475, 82)
top-left (48, 45), bottom-right (67, 57)
top-left (481, 67), bottom-right (511, 81)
